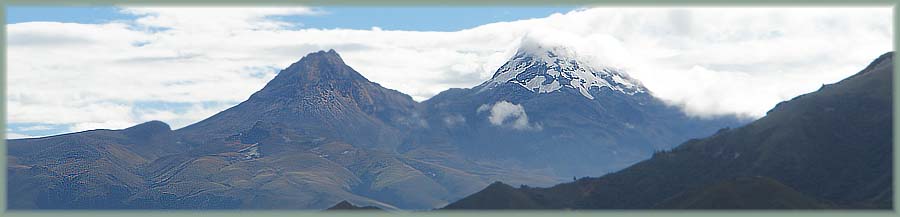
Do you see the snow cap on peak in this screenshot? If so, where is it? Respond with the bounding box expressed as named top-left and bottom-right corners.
top-left (484, 33), bottom-right (647, 99)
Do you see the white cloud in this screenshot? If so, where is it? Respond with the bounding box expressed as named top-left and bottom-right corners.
top-left (133, 102), bottom-right (236, 129)
top-left (71, 120), bottom-right (141, 132)
top-left (6, 132), bottom-right (35, 139)
top-left (442, 114), bottom-right (466, 127)
top-left (6, 7), bottom-right (892, 135)
top-left (16, 125), bottom-right (55, 131)
top-left (122, 7), bottom-right (324, 31)
top-left (478, 101), bottom-right (541, 131)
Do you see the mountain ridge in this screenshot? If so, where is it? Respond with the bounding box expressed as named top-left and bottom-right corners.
top-left (413, 43), bottom-right (745, 176)
top-left (9, 45), bottom-right (751, 210)
top-left (442, 51), bottom-right (894, 210)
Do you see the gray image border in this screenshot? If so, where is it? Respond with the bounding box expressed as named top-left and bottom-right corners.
top-left (0, 1), bottom-right (897, 216)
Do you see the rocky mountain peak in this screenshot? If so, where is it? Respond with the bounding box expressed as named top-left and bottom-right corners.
top-left (272, 49), bottom-right (366, 86)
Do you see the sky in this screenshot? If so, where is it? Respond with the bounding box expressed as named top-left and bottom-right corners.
top-left (5, 6), bottom-right (893, 139)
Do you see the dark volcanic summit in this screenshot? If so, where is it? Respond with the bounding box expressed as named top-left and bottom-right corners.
top-left (178, 49), bottom-right (419, 150)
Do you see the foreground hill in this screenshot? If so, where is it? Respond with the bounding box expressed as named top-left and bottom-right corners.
top-left (443, 52), bottom-right (894, 209)
top-left (655, 176), bottom-right (826, 209)
top-left (7, 121), bottom-right (184, 208)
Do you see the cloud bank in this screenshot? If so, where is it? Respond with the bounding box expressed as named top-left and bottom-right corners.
top-left (6, 7), bottom-right (892, 137)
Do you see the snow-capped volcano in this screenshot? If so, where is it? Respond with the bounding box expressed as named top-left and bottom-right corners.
top-left (482, 41), bottom-right (647, 99)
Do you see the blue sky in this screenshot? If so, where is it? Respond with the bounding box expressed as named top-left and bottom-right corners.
top-left (7, 6), bottom-right (575, 31)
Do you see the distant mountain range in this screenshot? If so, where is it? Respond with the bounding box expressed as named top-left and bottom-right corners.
top-left (443, 52), bottom-right (894, 209)
top-left (411, 41), bottom-right (743, 176)
top-left (18, 39), bottom-right (877, 210)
